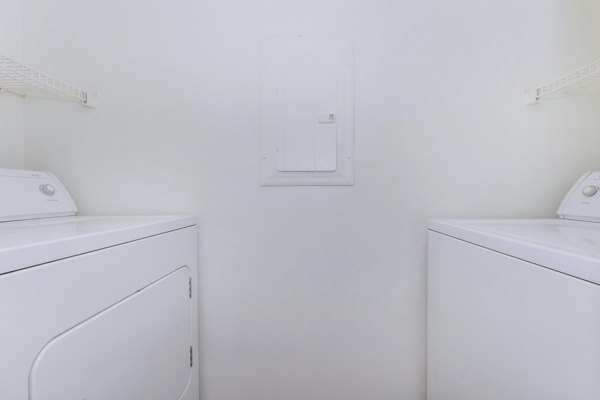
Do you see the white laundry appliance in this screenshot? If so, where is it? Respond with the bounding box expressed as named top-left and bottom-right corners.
top-left (0, 169), bottom-right (199, 400)
top-left (428, 171), bottom-right (600, 400)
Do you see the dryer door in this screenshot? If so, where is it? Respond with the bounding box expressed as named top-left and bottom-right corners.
top-left (29, 267), bottom-right (192, 400)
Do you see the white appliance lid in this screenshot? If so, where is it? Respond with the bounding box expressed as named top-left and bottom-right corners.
top-left (0, 215), bottom-right (196, 275)
top-left (429, 219), bottom-right (600, 285)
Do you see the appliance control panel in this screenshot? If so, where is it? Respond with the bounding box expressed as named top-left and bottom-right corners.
top-left (0, 169), bottom-right (78, 222)
top-left (558, 171), bottom-right (600, 222)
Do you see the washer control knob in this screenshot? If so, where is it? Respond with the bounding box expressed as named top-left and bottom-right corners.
top-left (39, 184), bottom-right (56, 196)
top-left (582, 185), bottom-right (599, 197)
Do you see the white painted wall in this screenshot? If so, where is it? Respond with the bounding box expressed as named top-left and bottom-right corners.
top-left (0, 0), bottom-right (24, 169)
top-left (19, 1), bottom-right (600, 399)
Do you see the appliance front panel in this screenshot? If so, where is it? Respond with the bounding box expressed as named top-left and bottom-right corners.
top-left (428, 231), bottom-right (600, 400)
top-left (30, 267), bottom-right (192, 400)
top-left (0, 226), bottom-right (198, 400)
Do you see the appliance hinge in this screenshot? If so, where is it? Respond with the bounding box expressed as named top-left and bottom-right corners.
top-left (190, 346), bottom-right (193, 367)
top-left (189, 277), bottom-right (192, 298)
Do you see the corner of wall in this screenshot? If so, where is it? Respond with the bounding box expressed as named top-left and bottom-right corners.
top-left (0, 0), bottom-right (25, 169)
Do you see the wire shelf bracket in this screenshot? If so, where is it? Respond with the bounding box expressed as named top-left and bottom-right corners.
top-left (0, 54), bottom-right (97, 108)
top-left (526, 58), bottom-right (600, 105)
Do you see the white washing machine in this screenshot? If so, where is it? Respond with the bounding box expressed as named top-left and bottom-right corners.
top-left (428, 171), bottom-right (600, 400)
top-left (0, 169), bottom-right (199, 400)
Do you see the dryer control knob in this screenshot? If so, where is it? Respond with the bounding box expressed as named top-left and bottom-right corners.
top-left (39, 184), bottom-right (56, 196)
top-left (582, 185), bottom-right (599, 197)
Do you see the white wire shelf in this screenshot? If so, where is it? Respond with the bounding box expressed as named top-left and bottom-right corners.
top-left (527, 58), bottom-right (600, 104)
top-left (0, 54), bottom-right (96, 108)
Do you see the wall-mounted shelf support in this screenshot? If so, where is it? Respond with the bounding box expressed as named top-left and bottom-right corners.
top-left (0, 54), bottom-right (96, 108)
top-left (527, 58), bottom-right (600, 104)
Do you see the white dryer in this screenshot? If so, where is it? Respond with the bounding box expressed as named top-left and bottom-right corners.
top-left (0, 169), bottom-right (199, 400)
top-left (428, 171), bottom-right (600, 400)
